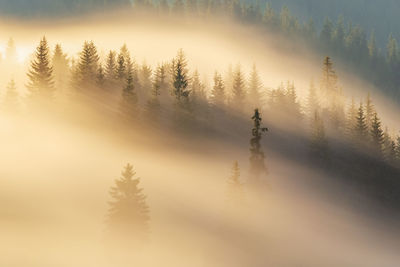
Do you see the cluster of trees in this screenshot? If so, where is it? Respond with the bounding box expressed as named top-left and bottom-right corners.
top-left (2, 37), bottom-right (400, 208)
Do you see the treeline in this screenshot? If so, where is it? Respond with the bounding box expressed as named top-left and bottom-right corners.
top-left (2, 37), bottom-right (400, 207)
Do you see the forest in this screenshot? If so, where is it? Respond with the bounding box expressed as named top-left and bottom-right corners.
top-left (1, 2), bottom-right (400, 267)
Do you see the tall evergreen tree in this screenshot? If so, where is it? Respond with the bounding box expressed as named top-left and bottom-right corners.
top-left (354, 102), bottom-right (368, 142)
top-left (172, 49), bottom-right (190, 104)
top-left (107, 164), bottom-right (150, 244)
top-left (306, 79), bottom-right (320, 117)
top-left (210, 71), bottom-right (225, 107)
top-left (120, 67), bottom-right (138, 119)
top-left (117, 53), bottom-right (127, 81)
top-left (96, 64), bottom-right (106, 88)
top-left (75, 41), bottom-right (99, 89)
top-left (231, 66), bottom-right (246, 111)
top-left (105, 50), bottom-right (117, 81)
top-left (382, 127), bottom-right (394, 163)
top-left (370, 112), bottom-right (384, 155)
top-left (365, 92), bottom-right (375, 130)
top-left (346, 97), bottom-right (358, 137)
top-left (247, 64), bottom-right (263, 109)
top-left (3, 79), bottom-right (19, 113)
top-left (249, 109), bottom-right (268, 184)
top-left (27, 36), bottom-right (54, 101)
top-left (52, 44), bottom-right (69, 91)
top-left (320, 18), bottom-right (333, 47)
top-left (226, 161), bottom-right (245, 208)
top-left (309, 110), bottom-right (329, 162)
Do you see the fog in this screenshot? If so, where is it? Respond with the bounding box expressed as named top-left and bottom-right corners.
top-left (0, 12), bottom-right (399, 267)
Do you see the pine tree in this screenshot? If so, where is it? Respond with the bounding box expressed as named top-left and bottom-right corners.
top-left (153, 63), bottom-right (169, 103)
top-left (395, 136), bottom-right (400, 166)
top-left (3, 79), bottom-right (19, 113)
top-left (382, 127), bottom-right (394, 163)
top-left (365, 92), bottom-right (375, 130)
top-left (306, 79), bottom-right (320, 117)
top-left (370, 112), bottom-right (384, 155)
top-left (321, 56), bottom-right (338, 95)
top-left (96, 64), bottom-right (105, 88)
top-left (75, 41), bottom-right (99, 88)
top-left (120, 67), bottom-right (138, 119)
top-left (320, 18), bottom-right (333, 47)
top-left (117, 53), bottom-right (127, 81)
top-left (172, 49), bottom-right (190, 104)
top-left (27, 36), bottom-right (54, 101)
top-left (354, 102), bottom-right (368, 142)
top-left (387, 33), bottom-right (398, 67)
top-left (310, 110), bottom-right (329, 162)
top-left (52, 44), bottom-right (70, 92)
top-left (346, 97), bottom-right (357, 137)
top-left (140, 63), bottom-right (153, 95)
top-left (5, 37), bottom-right (17, 63)
top-left (286, 81), bottom-right (302, 119)
top-left (249, 109), bottom-right (268, 184)
top-left (231, 66), bottom-right (246, 111)
top-left (105, 50), bottom-right (117, 81)
top-left (107, 164), bottom-right (150, 244)
top-left (210, 71), bottom-right (225, 107)
top-left (368, 30), bottom-right (378, 59)
top-left (247, 64), bottom-right (263, 109)
top-left (226, 161), bottom-right (245, 207)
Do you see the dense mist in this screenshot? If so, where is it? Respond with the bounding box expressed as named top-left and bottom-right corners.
top-left (0, 7), bottom-right (399, 267)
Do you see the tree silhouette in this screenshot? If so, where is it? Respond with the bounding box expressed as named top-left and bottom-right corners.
top-left (107, 164), bottom-right (150, 244)
top-left (27, 36), bottom-right (54, 102)
top-left (249, 109), bottom-right (268, 184)
top-left (120, 67), bottom-right (138, 119)
top-left (3, 79), bottom-right (19, 113)
top-left (370, 112), bottom-right (384, 156)
top-left (310, 110), bottom-right (329, 162)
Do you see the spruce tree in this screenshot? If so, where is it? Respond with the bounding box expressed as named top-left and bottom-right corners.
top-left (226, 161), bottom-right (245, 208)
top-left (96, 64), bottom-right (105, 88)
top-left (107, 164), bottom-right (150, 244)
top-left (52, 44), bottom-right (70, 91)
top-left (3, 79), bottom-right (19, 113)
top-left (306, 79), bottom-right (320, 118)
top-left (172, 49), bottom-right (190, 104)
top-left (153, 63), bottom-right (169, 103)
top-left (75, 41), bottom-right (99, 88)
top-left (27, 36), bottom-right (54, 101)
top-left (249, 109), bottom-right (268, 184)
top-left (395, 136), bottom-right (400, 166)
top-left (117, 53), bottom-right (127, 81)
top-left (231, 66), bottom-right (246, 111)
top-left (310, 110), bottom-right (329, 162)
top-left (346, 97), bottom-right (357, 137)
top-left (382, 128), bottom-right (395, 163)
top-left (247, 64), bottom-right (263, 109)
top-left (105, 50), bottom-right (117, 81)
top-left (354, 102), bottom-right (368, 142)
top-left (140, 63), bottom-right (153, 94)
top-left (370, 112), bottom-right (384, 155)
top-left (365, 92), bottom-right (375, 130)
top-left (210, 71), bottom-right (225, 107)
top-left (120, 67), bottom-right (138, 119)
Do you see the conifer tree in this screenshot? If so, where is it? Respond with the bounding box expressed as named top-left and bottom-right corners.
top-left (107, 164), bottom-right (150, 243)
top-left (3, 79), bottom-right (19, 113)
top-left (346, 97), bottom-right (357, 137)
top-left (153, 63), bottom-right (169, 103)
top-left (321, 56), bottom-right (338, 94)
top-left (105, 50), bottom-right (117, 81)
top-left (140, 63), bottom-right (153, 95)
top-left (172, 49), bottom-right (190, 104)
top-left (226, 161), bottom-right (245, 208)
top-left (96, 64), bottom-right (105, 88)
top-left (120, 67), bottom-right (138, 119)
top-left (210, 71), bottom-right (225, 107)
top-left (368, 30), bottom-right (378, 59)
top-left (382, 128), bottom-right (394, 163)
top-left (247, 64), bottom-right (263, 109)
top-left (306, 79), bottom-right (320, 117)
top-left (27, 36), bottom-right (54, 101)
top-left (249, 109), bottom-right (268, 184)
top-left (320, 18), bottom-right (333, 47)
top-left (395, 136), bottom-right (400, 165)
top-left (310, 110), bottom-right (329, 162)
top-left (190, 70), bottom-right (206, 107)
top-left (117, 53), bottom-right (127, 81)
top-left (5, 37), bottom-right (17, 63)
top-left (370, 112), bottom-right (384, 155)
top-left (354, 102), bottom-right (368, 142)
top-left (286, 81), bottom-right (302, 119)
top-left (365, 92), bottom-right (375, 130)
top-left (52, 44), bottom-right (70, 91)
top-left (231, 66), bottom-right (246, 111)
top-left (75, 41), bottom-right (99, 88)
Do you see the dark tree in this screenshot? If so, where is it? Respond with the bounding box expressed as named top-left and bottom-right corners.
top-left (354, 102), bottom-right (368, 143)
top-left (120, 67), bottom-right (138, 119)
top-left (310, 110), bottom-right (329, 162)
top-left (107, 164), bottom-right (150, 244)
top-left (27, 36), bottom-right (54, 101)
top-left (249, 109), bottom-right (268, 184)
top-left (370, 112), bottom-right (384, 155)
top-left (172, 49), bottom-right (190, 103)
top-left (74, 41), bottom-right (99, 89)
